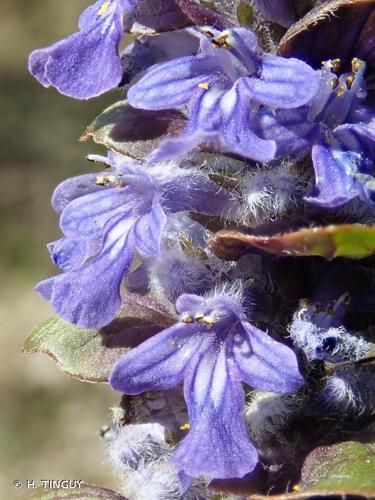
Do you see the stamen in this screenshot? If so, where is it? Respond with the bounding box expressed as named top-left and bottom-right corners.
top-left (179, 422), bottom-right (190, 431)
top-left (212, 32), bottom-right (230, 49)
top-left (346, 75), bottom-right (354, 89)
top-left (351, 57), bottom-right (363, 73)
top-left (322, 58), bottom-right (341, 73)
top-left (200, 318), bottom-right (215, 329)
top-left (331, 78), bottom-right (339, 90)
top-left (96, 175), bottom-right (111, 186)
top-left (200, 27), bottom-right (215, 38)
top-left (181, 313), bottom-right (194, 324)
top-left (198, 82), bottom-right (210, 90)
top-left (95, 175), bottom-right (125, 187)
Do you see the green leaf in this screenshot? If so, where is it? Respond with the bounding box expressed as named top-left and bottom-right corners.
top-left (301, 441), bottom-right (375, 494)
top-left (81, 100), bottom-right (186, 160)
top-left (23, 294), bottom-right (175, 383)
top-left (20, 482), bottom-right (125, 499)
top-left (209, 224), bottom-right (375, 260)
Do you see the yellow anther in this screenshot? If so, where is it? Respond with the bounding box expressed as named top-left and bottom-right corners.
top-left (216, 30), bottom-right (230, 41)
top-left (336, 86), bottom-right (346, 97)
top-left (181, 314), bottom-right (194, 324)
top-left (346, 75), bottom-right (354, 89)
top-left (98, 1), bottom-right (111, 16)
top-left (201, 317), bottom-right (215, 327)
top-left (212, 31), bottom-right (230, 49)
top-left (322, 58), bottom-right (341, 73)
top-left (212, 39), bottom-right (229, 49)
top-left (200, 27), bottom-right (215, 38)
top-left (96, 175), bottom-right (111, 186)
top-left (95, 174), bottom-right (124, 187)
top-left (330, 59), bottom-right (341, 72)
top-left (179, 422), bottom-right (190, 431)
top-left (292, 484), bottom-right (301, 492)
top-left (351, 58), bottom-right (363, 73)
top-left (331, 77), bottom-right (339, 90)
top-left (198, 82), bottom-right (210, 90)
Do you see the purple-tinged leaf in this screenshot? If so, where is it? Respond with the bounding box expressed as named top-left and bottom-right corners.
top-left (81, 100), bottom-right (186, 160)
top-left (300, 441), bottom-right (375, 494)
top-left (23, 293), bottom-right (175, 383)
top-left (209, 224), bottom-right (375, 260)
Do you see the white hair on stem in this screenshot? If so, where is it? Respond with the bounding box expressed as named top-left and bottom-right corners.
top-left (237, 161), bottom-right (308, 225)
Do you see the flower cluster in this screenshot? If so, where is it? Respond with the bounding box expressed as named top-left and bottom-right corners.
top-left (30, 0), bottom-right (375, 498)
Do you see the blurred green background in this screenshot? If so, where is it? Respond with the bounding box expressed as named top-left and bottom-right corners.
top-left (0, 1), bottom-right (122, 497)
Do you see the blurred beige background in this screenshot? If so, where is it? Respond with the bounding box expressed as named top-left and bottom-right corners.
top-left (0, 1), bottom-right (123, 497)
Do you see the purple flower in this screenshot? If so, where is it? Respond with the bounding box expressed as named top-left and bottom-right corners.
top-left (110, 285), bottom-right (304, 479)
top-left (127, 27), bottom-right (319, 163)
top-left (28, 0), bottom-right (135, 99)
top-left (256, 59), bottom-right (375, 207)
top-left (290, 294), bottom-right (370, 363)
top-left (36, 153), bottom-right (235, 328)
top-left (306, 60), bottom-right (375, 207)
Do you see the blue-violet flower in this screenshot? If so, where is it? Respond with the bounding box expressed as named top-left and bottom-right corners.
top-left (290, 294), bottom-right (370, 363)
top-left (256, 58), bottom-right (375, 207)
top-left (28, 0), bottom-right (136, 99)
top-left (127, 27), bottom-right (319, 163)
top-left (110, 285), bottom-right (304, 479)
top-left (35, 153), bottom-right (234, 328)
